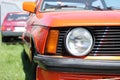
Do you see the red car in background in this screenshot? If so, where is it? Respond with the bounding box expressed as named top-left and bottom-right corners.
top-left (1, 12), bottom-right (29, 42)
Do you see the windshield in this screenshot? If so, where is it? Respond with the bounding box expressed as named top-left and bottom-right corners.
top-left (7, 13), bottom-right (29, 21)
top-left (104, 0), bottom-right (120, 10)
top-left (41, 0), bottom-right (120, 11)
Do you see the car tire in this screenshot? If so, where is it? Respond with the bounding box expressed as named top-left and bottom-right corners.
top-left (30, 42), bottom-right (38, 80)
top-left (28, 40), bottom-right (38, 80)
top-left (28, 61), bottom-right (37, 80)
top-left (2, 37), bottom-right (9, 42)
top-left (22, 49), bottom-right (37, 80)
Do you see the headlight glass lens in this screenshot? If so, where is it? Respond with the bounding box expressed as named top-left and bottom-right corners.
top-left (66, 28), bottom-right (93, 56)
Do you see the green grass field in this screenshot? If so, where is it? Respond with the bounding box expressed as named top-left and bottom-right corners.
top-left (0, 35), bottom-right (31, 80)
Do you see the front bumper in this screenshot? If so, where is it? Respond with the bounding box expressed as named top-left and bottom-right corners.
top-left (1, 31), bottom-right (23, 37)
top-left (36, 67), bottom-right (120, 80)
top-left (34, 54), bottom-right (120, 74)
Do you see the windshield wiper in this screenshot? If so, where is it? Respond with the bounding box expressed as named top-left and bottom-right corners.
top-left (55, 5), bottom-right (77, 9)
top-left (45, 4), bottom-right (78, 10)
top-left (91, 6), bottom-right (103, 10)
top-left (106, 7), bottom-right (113, 10)
top-left (91, 6), bottom-right (113, 10)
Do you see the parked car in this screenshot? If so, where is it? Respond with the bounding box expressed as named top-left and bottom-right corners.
top-left (1, 12), bottom-right (29, 42)
top-left (22, 0), bottom-right (120, 80)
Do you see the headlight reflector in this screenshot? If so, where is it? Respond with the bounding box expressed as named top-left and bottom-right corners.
top-left (66, 28), bottom-right (93, 56)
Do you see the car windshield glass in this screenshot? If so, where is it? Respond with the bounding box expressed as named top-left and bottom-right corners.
top-left (7, 14), bottom-right (29, 21)
top-left (41, 0), bottom-right (120, 11)
top-left (41, 0), bottom-right (103, 11)
top-left (104, 0), bottom-right (120, 10)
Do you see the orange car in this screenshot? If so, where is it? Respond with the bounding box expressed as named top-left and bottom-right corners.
top-left (22, 0), bottom-right (120, 80)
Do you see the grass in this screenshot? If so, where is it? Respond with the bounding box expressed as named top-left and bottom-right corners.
top-left (0, 43), bottom-right (25, 80)
top-left (0, 34), bottom-right (30, 80)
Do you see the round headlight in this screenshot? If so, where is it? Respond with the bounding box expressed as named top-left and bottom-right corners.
top-left (65, 28), bottom-right (93, 56)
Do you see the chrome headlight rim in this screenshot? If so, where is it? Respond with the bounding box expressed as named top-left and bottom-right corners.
top-left (65, 27), bottom-right (94, 56)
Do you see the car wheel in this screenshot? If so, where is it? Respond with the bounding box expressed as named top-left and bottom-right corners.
top-left (22, 49), bottom-right (37, 80)
top-left (23, 49), bottom-right (30, 62)
top-left (28, 61), bottom-right (37, 80)
top-left (2, 37), bottom-right (9, 42)
top-left (29, 41), bottom-right (38, 80)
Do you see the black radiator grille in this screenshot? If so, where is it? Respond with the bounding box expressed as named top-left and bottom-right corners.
top-left (56, 30), bottom-right (66, 54)
top-left (56, 27), bottom-right (120, 56)
top-left (91, 27), bottom-right (120, 56)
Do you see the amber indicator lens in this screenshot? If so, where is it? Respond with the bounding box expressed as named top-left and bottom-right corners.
top-left (46, 30), bottom-right (59, 54)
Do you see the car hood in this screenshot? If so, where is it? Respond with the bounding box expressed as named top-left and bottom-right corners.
top-left (36, 11), bottom-right (120, 27)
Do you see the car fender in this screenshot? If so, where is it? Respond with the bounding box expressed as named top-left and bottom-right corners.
top-left (31, 25), bottom-right (49, 55)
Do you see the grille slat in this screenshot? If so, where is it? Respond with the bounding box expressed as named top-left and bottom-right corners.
top-left (95, 32), bottom-right (120, 35)
top-left (96, 38), bottom-right (120, 40)
top-left (94, 45), bottom-right (120, 47)
top-left (92, 51), bottom-right (120, 53)
top-left (93, 48), bottom-right (120, 50)
top-left (94, 30), bottom-right (120, 32)
top-left (95, 41), bottom-right (120, 44)
top-left (96, 35), bottom-right (120, 37)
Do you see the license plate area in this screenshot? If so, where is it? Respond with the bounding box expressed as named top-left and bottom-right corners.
top-left (14, 27), bottom-right (25, 32)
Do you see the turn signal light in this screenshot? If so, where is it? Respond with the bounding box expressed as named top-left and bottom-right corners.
top-left (46, 30), bottom-right (59, 54)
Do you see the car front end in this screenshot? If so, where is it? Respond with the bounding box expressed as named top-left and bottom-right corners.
top-left (34, 11), bottom-right (120, 80)
top-left (23, 0), bottom-right (120, 80)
